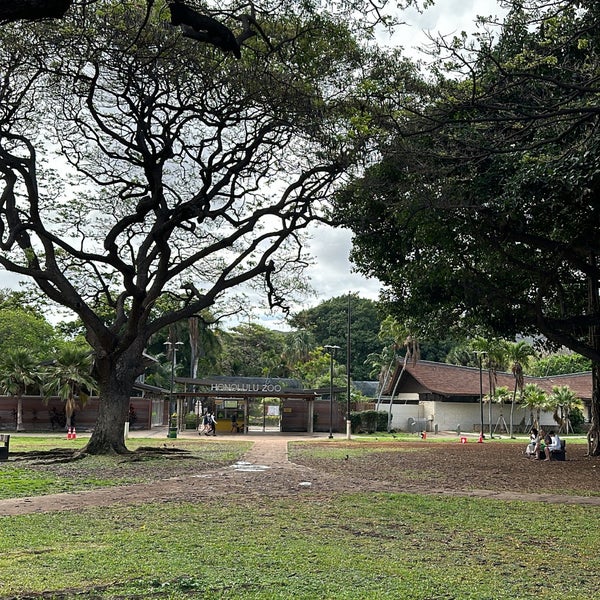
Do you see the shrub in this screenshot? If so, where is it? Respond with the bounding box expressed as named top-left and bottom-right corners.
top-left (569, 406), bottom-right (585, 433)
top-left (185, 412), bottom-right (198, 429)
top-left (350, 410), bottom-right (387, 433)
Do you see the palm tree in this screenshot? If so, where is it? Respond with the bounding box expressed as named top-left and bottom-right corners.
top-left (283, 330), bottom-right (316, 368)
top-left (0, 350), bottom-right (40, 432)
top-left (471, 337), bottom-right (508, 437)
top-left (188, 313), bottom-right (222, 379)
top-left (520, 383), bottom-right (548, 430)
top-left (485, 385), bottom-right (511, 434)
top-left (378, 317), bottom-right (420, 432)
top-left (43, 346), bottom-right (96, 430)
top-left (506, 341), bottom-right (535, 438)
top-left (548, 385), bottom-right (583, 434)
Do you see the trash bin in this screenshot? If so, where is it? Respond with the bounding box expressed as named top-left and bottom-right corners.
top-left (0, 434), bottom-right (10, 461)
top-left (167, 414), bottom-right (178, 439)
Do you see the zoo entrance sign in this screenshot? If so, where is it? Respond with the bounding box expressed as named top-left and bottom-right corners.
top-left (210, 382), bottom-right (284, 393)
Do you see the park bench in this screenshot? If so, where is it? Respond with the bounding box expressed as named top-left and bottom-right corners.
top-left (0, 434), bottom-right (9, 461)
top-left (549, 439), bottom-right (566, 461)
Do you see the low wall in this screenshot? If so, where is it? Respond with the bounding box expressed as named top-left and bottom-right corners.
top-left (0, 396), bottom-right (154, 432)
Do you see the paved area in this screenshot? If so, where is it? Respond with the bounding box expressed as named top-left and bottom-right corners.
top-left (133, 427), bottom-right (335, 467)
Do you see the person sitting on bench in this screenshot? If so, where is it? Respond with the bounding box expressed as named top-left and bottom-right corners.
top-left (545, 431), bottom-right (562, 461)
top-left (526, 428), bottom-right (539, 457)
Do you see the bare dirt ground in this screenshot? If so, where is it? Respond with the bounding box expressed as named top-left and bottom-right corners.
top-left (2, 434), bottom-right (600, 516)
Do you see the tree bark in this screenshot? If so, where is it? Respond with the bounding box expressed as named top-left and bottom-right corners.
top-left (16, 395), bottom-right (23, 432)
top-left (588, 364), bottom-right (600, 456)
top-left (587, 259), bottom-right (600, 456)
top-left (82, 350), bottom-right (143, 455)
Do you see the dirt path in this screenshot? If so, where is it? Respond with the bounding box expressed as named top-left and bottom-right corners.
top-left (0, 436), bottom-right (315, 516)
top-left (2, 436), bottom-right (600, 516)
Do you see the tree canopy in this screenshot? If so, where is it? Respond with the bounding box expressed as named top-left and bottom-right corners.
top-left (0, 0), bottom-right (384, 453)
top-left (0, 307), bottom-right (56, 359)
top-left (334, 1), bottom-right (600, 452)
top-left (289, 294), bottom-right (382, 380)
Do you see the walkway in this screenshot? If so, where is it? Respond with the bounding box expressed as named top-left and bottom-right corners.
top-left (0, 432), bottom-right (326, 516)
top-left (133, 427), bottom-right (324, 468)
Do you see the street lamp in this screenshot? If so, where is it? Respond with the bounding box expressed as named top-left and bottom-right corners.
top-left (474, 351), bottom-right (487, 440)
top-left (324, 344), bottom-right (340, 439)
top-left (346, 293), bottom-right (352, 440)
top-left (165, 340), bottom-right (183, 437)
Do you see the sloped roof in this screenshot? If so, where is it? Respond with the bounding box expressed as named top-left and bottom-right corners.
top-left (387, 360), bottom-right (592, 400)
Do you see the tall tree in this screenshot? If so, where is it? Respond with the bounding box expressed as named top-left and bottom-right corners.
top-left (335, 2), bottom-right (600, 454)
top-left (289, 295), bottom-right (383, 380)
top-left (471, 338), bottom-right (508, 437)
top-left (0, 1), bottom-right (381, 453)
top-left (282, 329), bottom-right (316, 368)
top-left (218, 323), bottom-right (286, 377)
top-left (528, 354), bottom-right (592, 377)
top-left (548, 385), bottom-right (583, 434)
top-left (0, 307), bottom-right (56, 359)
top-left (521, 383), bottom-right (548, 431)
top-left (506, 341), bottom-right (535, 438)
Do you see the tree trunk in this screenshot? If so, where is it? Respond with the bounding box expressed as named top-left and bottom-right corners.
top-left (588, 363), bottom-right (600, 456)
top-left (16, 395), bottom-right (23, 431)
top-left (188, 317), bottom-right (199, 380)
top-left (82, 351), bottom-right (142, 455)
top-left (587, 261), bottom-right (600, 455)
top-left (509, 385), bottom-right (516, 439)
top-left (387, 356), bottom-right (407, 433)
top-left (488, 370), bottom-right (494, 438)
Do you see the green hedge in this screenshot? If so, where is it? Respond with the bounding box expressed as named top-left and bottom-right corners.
top-left (350, 410), bottom-right (388, 433)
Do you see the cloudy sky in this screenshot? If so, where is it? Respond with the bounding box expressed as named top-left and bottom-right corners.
top-left (0, 1), bottom-right (504, 325)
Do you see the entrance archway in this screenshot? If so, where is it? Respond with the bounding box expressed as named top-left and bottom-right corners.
top-left (173, 376), bottom-right (327, 434)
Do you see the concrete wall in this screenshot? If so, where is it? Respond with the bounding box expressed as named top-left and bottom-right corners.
top-left (384, 400), bottom-right (559, 433)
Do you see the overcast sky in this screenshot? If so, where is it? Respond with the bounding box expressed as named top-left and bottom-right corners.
top-left (0, 1), bottom-right (504, 326)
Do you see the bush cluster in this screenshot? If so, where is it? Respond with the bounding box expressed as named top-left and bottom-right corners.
top-left (350, 410), bottom-right (387, 433)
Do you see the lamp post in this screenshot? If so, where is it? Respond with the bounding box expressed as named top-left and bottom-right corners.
top-left (346, 293), bottom-right (352, 440)
top-left (324, 344), bottom-right (340, 439)
top-left (165, 340), bottom-right (183, 438)
top-left (474, 351), bottom-right (487, 439)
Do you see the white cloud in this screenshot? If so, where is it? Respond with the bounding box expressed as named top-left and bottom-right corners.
top-left (302, 224), bottom-right (381, 304)
top-left (0, 270), bottom-right (27, 291)
top-left (381, 0), bottom-right (504, 55)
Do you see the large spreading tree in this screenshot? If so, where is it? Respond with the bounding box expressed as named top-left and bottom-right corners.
top-left (335, 1), bottom-right (600, 453)
top-left (0, 0), bottom-right (396, 453)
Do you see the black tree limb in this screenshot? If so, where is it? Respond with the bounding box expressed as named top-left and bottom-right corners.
top-left (0, 0), bottom-right (72, 22)
top-left (168, 1), bottom-right (242, 58)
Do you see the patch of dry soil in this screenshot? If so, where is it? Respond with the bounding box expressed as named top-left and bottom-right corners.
top-left (1, 437), bottom-right (600, 516)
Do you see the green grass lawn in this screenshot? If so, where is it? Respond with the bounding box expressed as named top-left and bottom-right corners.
top-left (0, 436), bottom-right (252, 499)
top-left (1, 436), bottom-right (599, 599)
top-left (2, 494), bottom-right (599, 599)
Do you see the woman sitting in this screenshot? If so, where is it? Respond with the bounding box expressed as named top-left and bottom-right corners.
top-left (525, 428), bottom-right (539, 457)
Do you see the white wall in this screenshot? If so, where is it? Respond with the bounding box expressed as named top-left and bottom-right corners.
top-left (384, 400), bottom-right (558, 433)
